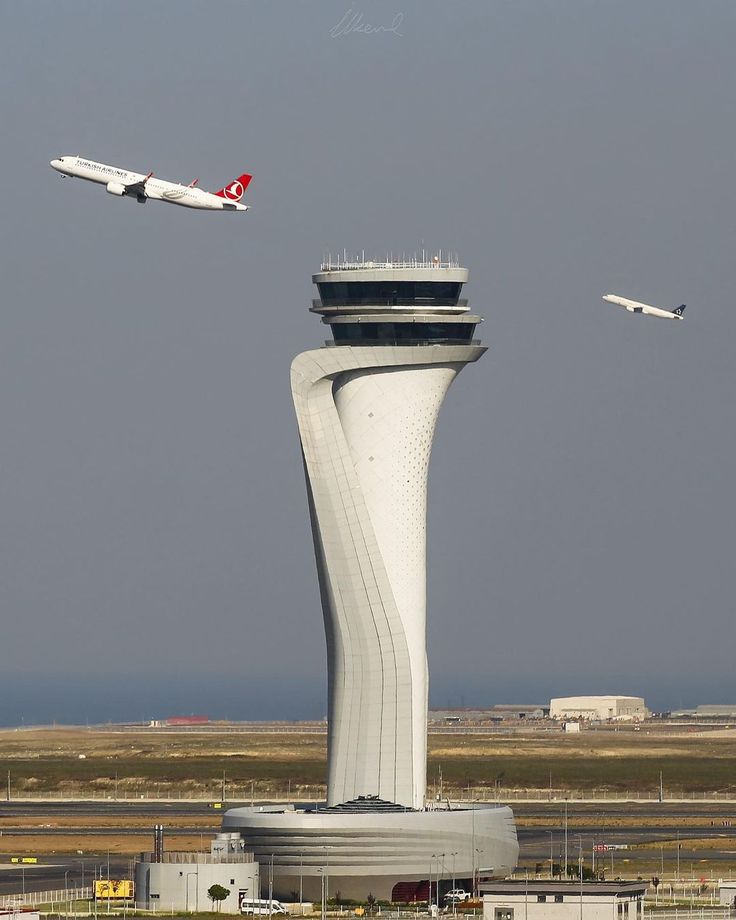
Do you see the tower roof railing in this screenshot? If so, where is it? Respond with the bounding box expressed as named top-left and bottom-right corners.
top-left (320, 252), bottom-right (461, 271)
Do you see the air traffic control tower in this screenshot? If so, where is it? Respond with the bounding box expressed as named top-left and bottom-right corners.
top-left (223, 257), bottom-right (519, 901)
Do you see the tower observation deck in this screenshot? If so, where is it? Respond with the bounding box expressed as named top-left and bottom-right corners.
top-left (292, 256), bottom-right (486, 810)
top-left (312, 256), bottom-right (482, 347)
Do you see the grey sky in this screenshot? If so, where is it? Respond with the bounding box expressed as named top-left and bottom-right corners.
top-left (1, 0), bottom-right (735, 724)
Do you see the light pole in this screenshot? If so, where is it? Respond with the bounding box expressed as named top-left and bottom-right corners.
top-left (435, 852), bottom-right (445, 907)
top-left (450, 852), bottom-right (458, 917)
top-left (269, 854), bottom-right (274, 920)
top-left (299, 852), bottom-right (303, 906)
top-left (548, 833), bottom-right (554, 879)
top-left (106, 851), bottom-right (111, 915)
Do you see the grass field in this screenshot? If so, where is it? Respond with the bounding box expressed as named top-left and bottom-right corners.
top-left (2, 725), bottom-right (736, 797)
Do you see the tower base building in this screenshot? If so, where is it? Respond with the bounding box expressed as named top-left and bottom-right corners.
top-left (223, 801), bottom-right (518, 902)
top-left (224, 257), bottom-right (518, 899)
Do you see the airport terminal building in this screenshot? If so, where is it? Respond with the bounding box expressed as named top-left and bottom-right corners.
top-left (223, 258), bottom-right (519, 900)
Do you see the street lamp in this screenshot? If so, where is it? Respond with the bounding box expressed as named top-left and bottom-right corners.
top-left (432, 853), bottom-right (445, 908)
top-left (473, 848), bottom-right (484, 898)
top-left (317, 867), bottom-right (326, 920)
top-left (269, 854), bottom-right (274, 920)
top-left (450, 852), bottom-right (458, 917)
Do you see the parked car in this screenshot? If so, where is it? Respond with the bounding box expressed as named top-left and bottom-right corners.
top-left (444, 890), bottom-right (471, 903)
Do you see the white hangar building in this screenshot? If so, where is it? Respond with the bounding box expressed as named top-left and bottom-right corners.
top-left (550, 696), bottom-right (648, 722)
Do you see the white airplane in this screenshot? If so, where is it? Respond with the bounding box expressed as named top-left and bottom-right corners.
top-left (50, 156), bottom-right (252, 212)
top-left (602, 293), bottom-right (686, 320)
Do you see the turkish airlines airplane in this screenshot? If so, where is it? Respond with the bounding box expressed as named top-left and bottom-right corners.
top-left (602, 293), bottom-right (686, 320)
top-left (50, 156), bottom-right (252, 212)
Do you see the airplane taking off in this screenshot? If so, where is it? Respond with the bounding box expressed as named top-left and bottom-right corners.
top-left (602, 293), bottom-right (686, 320)
top-left (50, 156), bottom-right (252, 212)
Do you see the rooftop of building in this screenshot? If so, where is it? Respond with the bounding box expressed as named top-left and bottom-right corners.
top-left (137, 850), bottom-right (254, 864)
top-left (320, 253), bottom-right (461, 271)
top-left (308, 795), bottom-right (418, 813)
top-left (481, 881), bottom-right (647, 897)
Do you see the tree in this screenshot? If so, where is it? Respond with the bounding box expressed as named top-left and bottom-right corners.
top-left (208, 884), bottom-right (231, 912)
top-left (366, 893), bottom-right (377, 914)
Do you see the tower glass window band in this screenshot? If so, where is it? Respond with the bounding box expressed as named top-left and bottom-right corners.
top-left (318, 281), bottom-right (462, 307)
top-left (331, 322), bottom-right (475, 345)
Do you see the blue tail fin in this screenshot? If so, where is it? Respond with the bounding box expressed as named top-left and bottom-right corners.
top-left (673, 304), bottom-right (686, 316)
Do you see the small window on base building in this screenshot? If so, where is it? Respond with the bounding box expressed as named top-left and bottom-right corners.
top-left (495, 910), bottom-right (514, 920)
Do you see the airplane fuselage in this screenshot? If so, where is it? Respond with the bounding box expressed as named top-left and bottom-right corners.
top-left (602, 294), bottom-right (683, 320)
top-left (50, 156), bottom-right (249, 211)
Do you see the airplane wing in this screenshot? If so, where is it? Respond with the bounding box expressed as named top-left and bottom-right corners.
top-left (122, 171), bottom-right (153, 198)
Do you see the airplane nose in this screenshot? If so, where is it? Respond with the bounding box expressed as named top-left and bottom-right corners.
top-left (50, 158), bottom-right (62, 170)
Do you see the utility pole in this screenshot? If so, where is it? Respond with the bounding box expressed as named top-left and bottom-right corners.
top-left (222, 770), bottom-right (226, 803)
top-left (563, 801), bottom-right (569, 878)
top-left (6, 770), bottom-right (9, 801)
top-left (659, 771), bottom-right (664, 803)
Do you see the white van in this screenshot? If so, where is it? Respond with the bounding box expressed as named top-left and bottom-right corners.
top-left (238, 895), bottom-right (289, 915)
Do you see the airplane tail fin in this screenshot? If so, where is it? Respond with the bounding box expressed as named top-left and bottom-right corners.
top-left (673, 304), bottom-right (686, 316)
top-left (213, 173), bottom-right (252, 202)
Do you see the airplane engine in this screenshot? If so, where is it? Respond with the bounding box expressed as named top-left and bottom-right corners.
top-left (106, 181), bottom-right (126, 196)
top-left (626, 306), bottom-right (635, 312)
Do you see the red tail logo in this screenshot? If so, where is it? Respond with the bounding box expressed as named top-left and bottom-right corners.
top-left (214, 173), bottom-right (252, 201)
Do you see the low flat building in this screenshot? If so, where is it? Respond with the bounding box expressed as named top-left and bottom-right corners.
top-left (134, 845), bottom-right (259, 914)
top-left (672, 705), bottom-right (736, 719)
top-left (550, 697), bottom-right (648, 722)
top-left (718, 882), bottom-right (736, 907)
top-left (482, 881), bottom-right (647, 920)
top-left (429, 706), bottom-right (548, 723)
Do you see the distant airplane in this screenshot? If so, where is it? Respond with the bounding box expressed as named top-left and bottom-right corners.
top-left (50, 156), bottom-right (252, 212)
top-left (602, 294), bottom-right (686, 320)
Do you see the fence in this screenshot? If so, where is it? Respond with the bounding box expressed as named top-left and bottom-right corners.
top-left (6, 790), bottom-right (736, 804)
top-left (0, 887), bottom-right (92, 910)
top-left (643, 910), bottom-right (732, 920)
